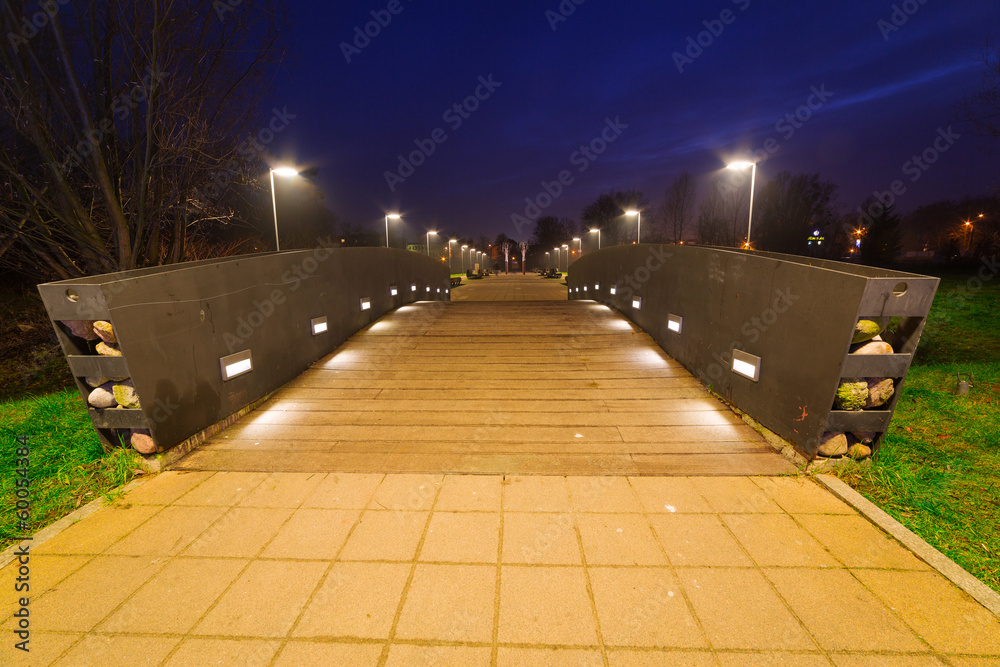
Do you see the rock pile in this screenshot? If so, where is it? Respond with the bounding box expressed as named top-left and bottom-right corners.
top-left (60, 319), bottom-right (155, 455)
top-left (820, 318), bottom-right (900, 461)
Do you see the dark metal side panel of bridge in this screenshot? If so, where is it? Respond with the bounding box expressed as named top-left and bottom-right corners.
top-left (174, 277), bottom-right (795, 475)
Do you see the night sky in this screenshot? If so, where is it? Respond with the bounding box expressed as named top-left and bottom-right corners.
top-left (264, 1), bottom-right (999, 241)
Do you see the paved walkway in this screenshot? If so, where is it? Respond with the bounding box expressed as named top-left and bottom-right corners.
top-left (175, 275), bottom-right (793, 475)
top-left (4, 274), bottom-right (999, 665)
top-left (3, 471), bottom-right (999, 665)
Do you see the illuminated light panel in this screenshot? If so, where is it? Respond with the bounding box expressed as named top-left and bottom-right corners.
top-left (632, 297), bottom-right (642, 310)
top-left (411, 283), bottom-right (417, 292)
top-left (583, 285), bottom-right (588, 292)
top-left (220, 350), bottom-right (252, 381)
top-left (594, 283), bottom-right (600, 291)
top-left (610, 285), bottom-right (617, 295)
top-left (311, 316), bottom-right (328, 335)
top-left (731, 349), bottom-right (761, 382)
top-left (667, 314), bottom-right (682, 334)
top-left (436, 288), bottom-right (441, 293)
top-left (426, 286), bottom-right (431, 292)
top-left (360, 297), bottom-right (371, 311)
top-left (390, 285), bottom-right (398, 296)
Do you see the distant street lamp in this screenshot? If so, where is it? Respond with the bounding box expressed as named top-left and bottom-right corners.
top-left (726, 160), bottom-right (757, 248)
top-left (269, 167), bottom-right (299, 251)
top-left (624, 210), bottom-right (641, 244)
top-left (553, 246), bottom-right (560, 271)
top-left (573, 237), bottom-right (581, 257)
top-left (448, 239), bottom-right (457, 273)
top-left (461, 244), bottom-right (468, 272)
top-left (545, 251), bottom-right (550, 268)
top-left (385, 213), bottom-right (401, 248)
top-left (589, 228), bottom-right (601, 250)
top-left (562, 244), bottom-right (569, 271)
top-left (426, 230), bottom-right (437, 256)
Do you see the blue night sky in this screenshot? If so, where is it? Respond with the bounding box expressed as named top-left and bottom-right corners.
top-left (264, 0), bottom-right (1000, 240)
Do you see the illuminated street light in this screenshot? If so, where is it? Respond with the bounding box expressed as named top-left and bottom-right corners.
top-left (426, 230), bottom-right (438, 256)
top-left (562, 244), bottom-right (569, 272)
top-left (589, 228), bottom-right (601, 249)
top-left (624, 210), bottom-right (641, 244)
top-left (461, 244), bottom-right (468, 272)
top-left (448, 239), bottom-right (457, 273)
top-left (385, 213), bottom-right (401, 248)
top-left (726, 160), bottom-right (757, 248)
top-left (573, 237), bottom-right (581, 256)
top-left (269, 167), bottom-right (299, 251)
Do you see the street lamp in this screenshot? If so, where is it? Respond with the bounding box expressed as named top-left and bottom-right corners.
top-left (624, 210), bottom-right (641, 244)
top-left (545, 251), bottom-right (550, 268)
top-left (269, 167), bottom-right (299, 251)
top-left (385, 213), bottom-right (401, 248)
top-left (726, 160), bottom-right (757, 248)
top-left (461, 245), bottom-right (468, 272)
top-left (553, 246), bottom-right (560, 271)
top-left (573, 237), bottom-right (581, 257)
top-left (426, 230), bottom-right (437, 256)
top-left (562, 244), bottom-right (569, 271)
top-left (448, 239), bottom-right (457, 273)
top-left (589, 228), bottom-right (601, 249)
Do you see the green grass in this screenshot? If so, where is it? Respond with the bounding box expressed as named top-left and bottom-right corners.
top-left (1, 389), bottom-right (141, 551)
top-left (831, 266), bottom-right (1000, 593)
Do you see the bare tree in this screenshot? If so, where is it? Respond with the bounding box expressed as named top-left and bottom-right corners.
top-left (658, 172), bottom-right (696, 243)
top-left (0, 0), bottom-right (287, 280)
top-left (960, 41), bottom-right (1000, 139)
top-left (500, 239), bottom-right (515, 273)
top-left (696, 172), bottom-right (749, 247)
top-left (518, 240), bottom-right (530, 274)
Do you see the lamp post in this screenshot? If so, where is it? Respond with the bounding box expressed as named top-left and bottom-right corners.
top-left (426, 230), bottom-right (437, 256)
top-left (448, 239), bottom-right (457, 273)
top-left (269, 167), bottom-right (299, 251)
top-left (384, 213), bottom-right (401, 248)
top-left (573, 237), bottom-right (581, 257)
top-left (624, 210), bottom-right (641, 244)
top-left (553, 247), bottom-right (560, 272)
top-left (461, 245), bottom-right (468, 272)
top-left (726, 160), bottom-right (757, 248)
top-left (589, 228), bottom-right (601, 250)
top-left (562, 244), bottom-right (569, 271)
top-left (545, 251), bottom-right (550, 268)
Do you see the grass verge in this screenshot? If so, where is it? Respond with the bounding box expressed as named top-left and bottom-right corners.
top-left (831, 265), bottom-right (1000, 593)
top-left (1, 389), bottom-right (142, 552)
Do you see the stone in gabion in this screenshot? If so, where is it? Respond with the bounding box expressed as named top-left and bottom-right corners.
top-left (96, 342), bottom-right (122, 356)
top-left (85, 376), bottom-right (110, 388)
top-left (848, 443), bottom-right (873, 460)
top-left (130, 430), bottom-right (157, 454)
top-left (61, 320), bottom-right (99, 341)
top-left (818, 432), bottom-right (849, 457)
top-left (87, 383), bottom-right (117, 408)
top-left (93, 320), bottom-right (117, 345)
top-left (852, 339), bottom-right (894, 355)
top-left (866, 378), bottom-right (895, 408)
top-left (113, 381), bottom-right (140, 409)
top-left (835, 381), bottom-right (869, 411)
top-left (851, 319), bottom-right (885, 344)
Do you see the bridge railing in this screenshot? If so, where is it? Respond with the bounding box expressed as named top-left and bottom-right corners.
top-left (567, 245), bottom-right (939, 460)
top-left (37, 247), bottom-right (451, 467)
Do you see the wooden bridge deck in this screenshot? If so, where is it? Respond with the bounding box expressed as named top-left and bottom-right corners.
top-left (174, 275), bottom-right (795, 475)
